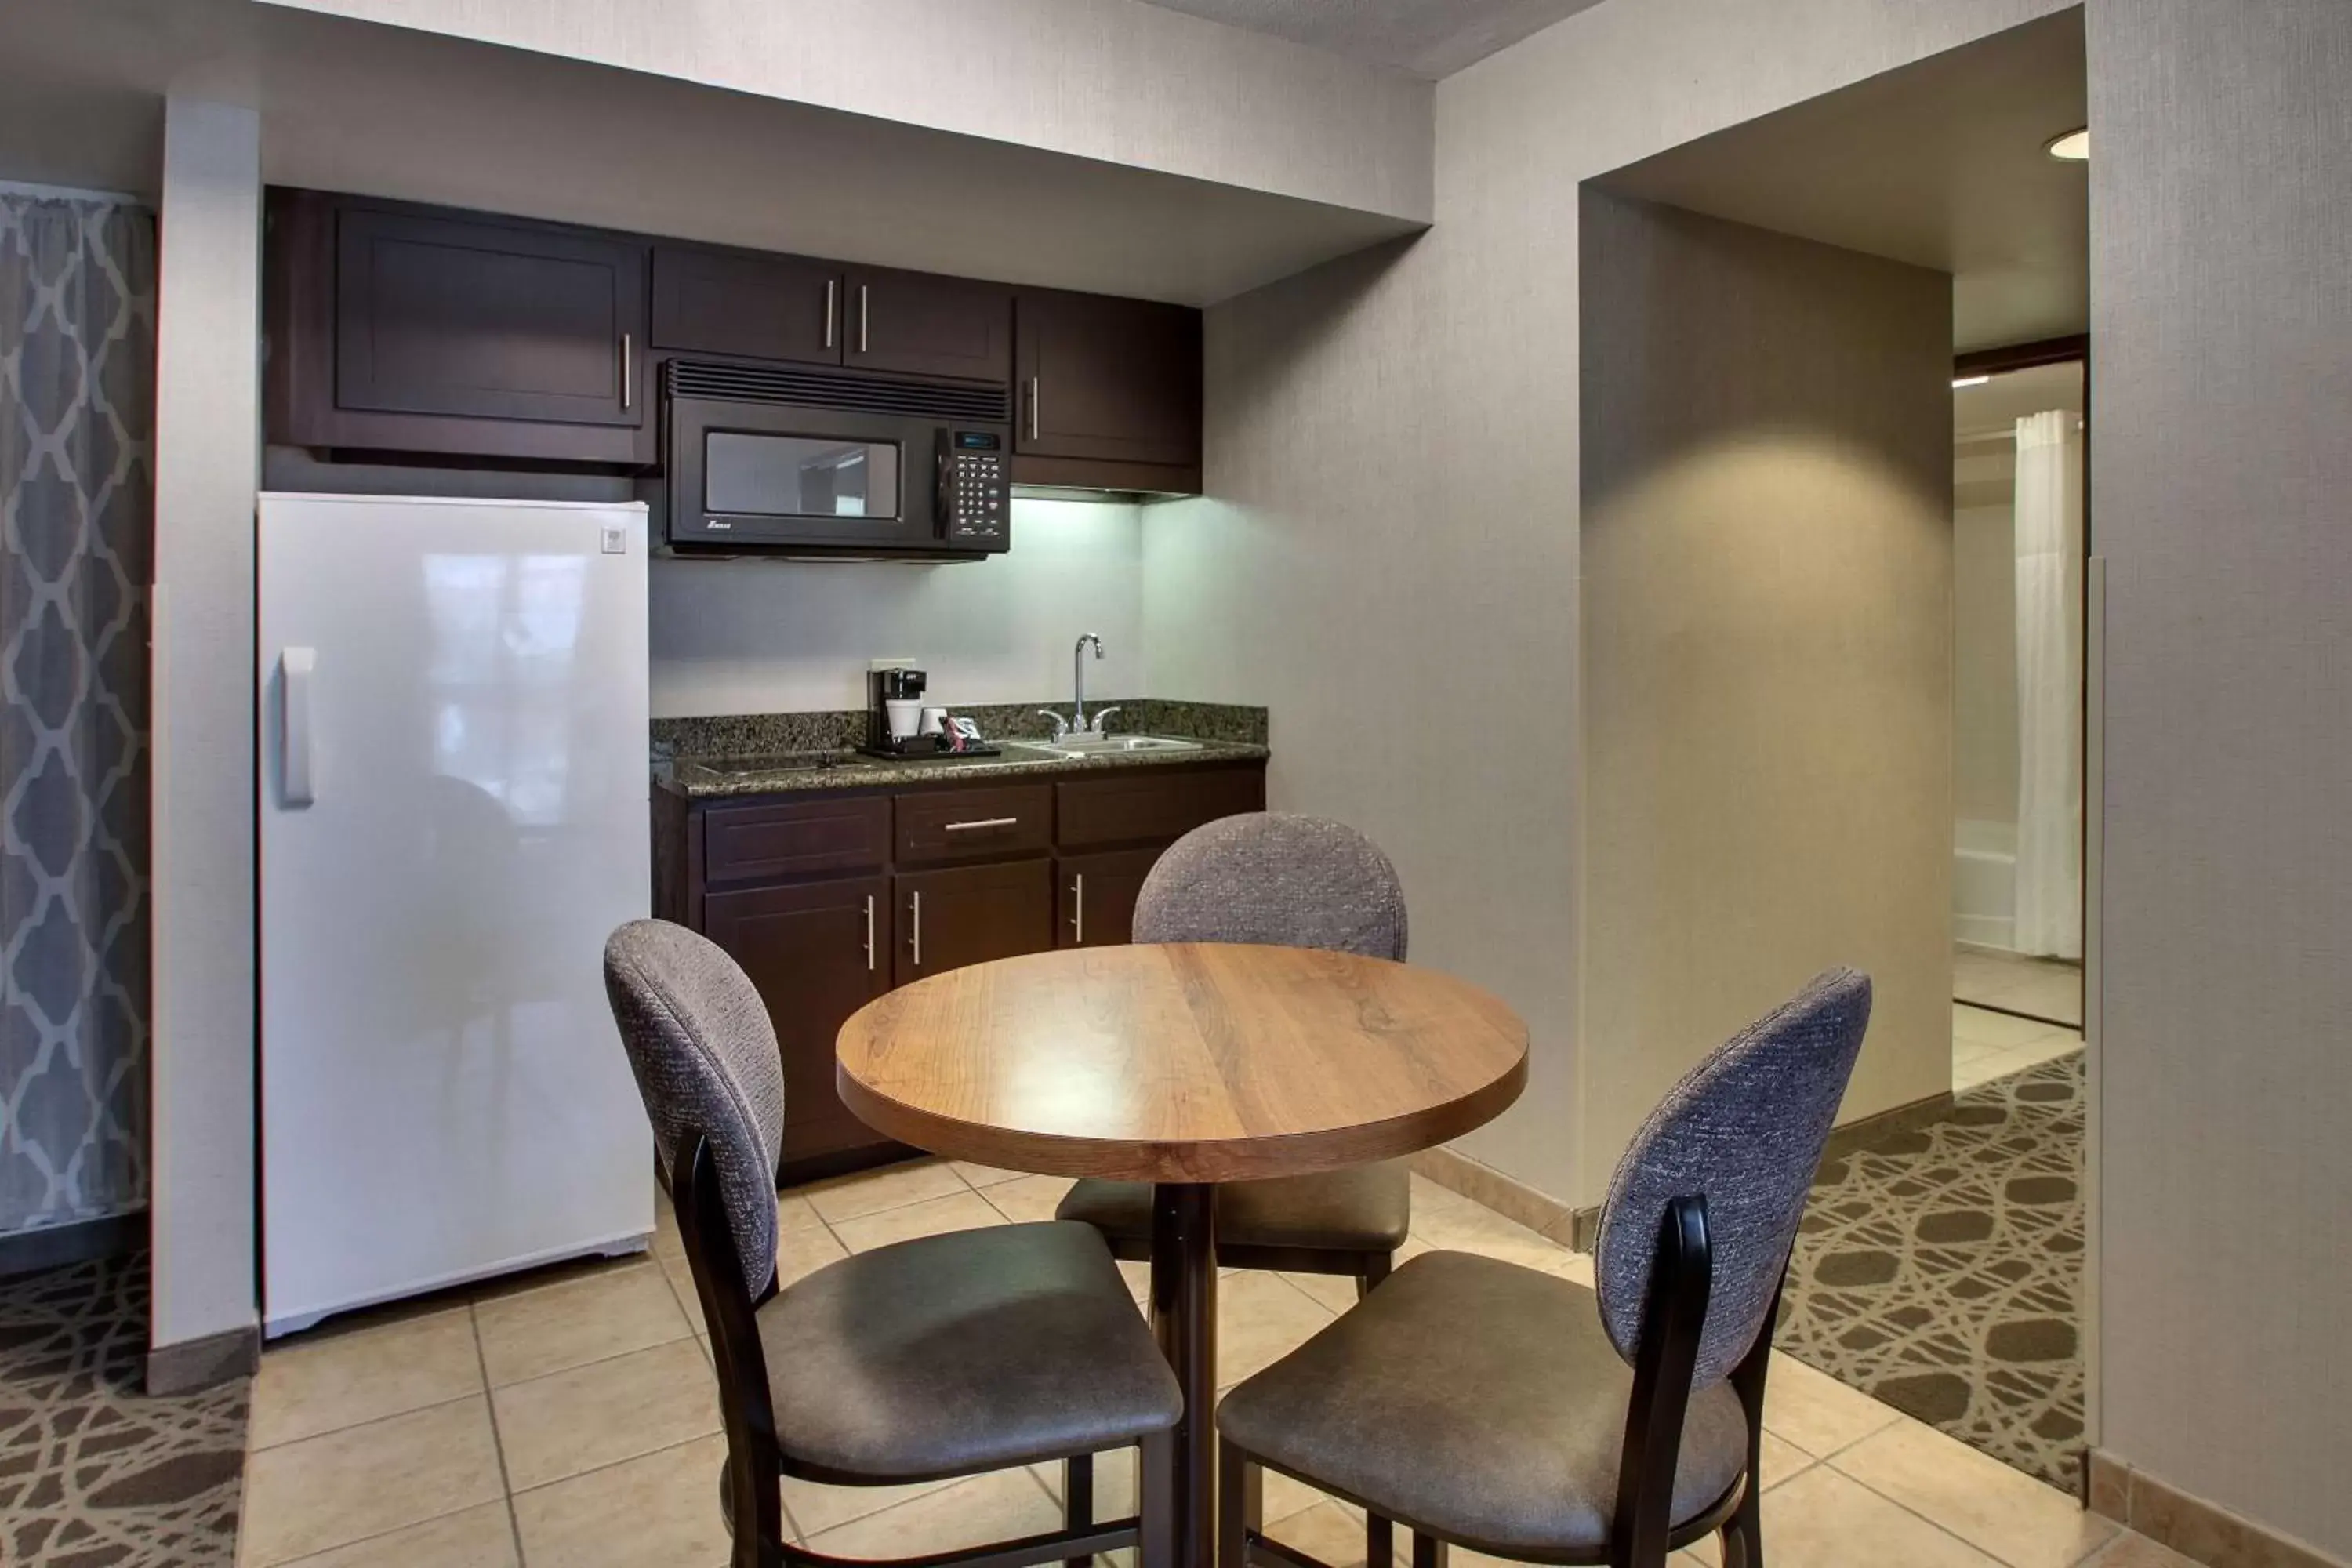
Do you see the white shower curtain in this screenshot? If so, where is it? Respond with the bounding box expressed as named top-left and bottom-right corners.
top-left (2012, 410), bottom-right (2084, 958)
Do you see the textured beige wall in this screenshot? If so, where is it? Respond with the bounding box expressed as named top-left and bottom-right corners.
top-left (149, 96), bottom-right (261, 1354)
top-left (1577, 194), bottom-right (1954, 1197)
top-left (2088, 1), bottom-right (2352, 1555)
top-left (1147, 0), bottom-right (2063, 1204)
top-left (257, 0), bottom-right (1432, 222)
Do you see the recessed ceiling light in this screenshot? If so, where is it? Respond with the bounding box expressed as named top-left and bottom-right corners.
top-left (1953, 376), bottom-right (1991, 390)
top-left (2045, 128), bottom-right (2089, 162)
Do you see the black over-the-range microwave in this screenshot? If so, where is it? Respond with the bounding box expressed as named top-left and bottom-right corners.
top-left (646, 358), bottom-right (1013, 560)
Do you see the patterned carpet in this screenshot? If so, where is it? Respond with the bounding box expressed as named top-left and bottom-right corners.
top-left (0, 1253), bottom-right (247, 1565)
top-left (1777, 1052), bottom-right (2085, 1490)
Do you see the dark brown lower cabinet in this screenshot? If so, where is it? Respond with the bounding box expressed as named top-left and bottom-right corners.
top-left (1057, 848), bottom-right (1161, 949)
top-left (895, 859), bottom-right (1054, 988)
top-left (702, 875), bottom-right (891, 1165)
top-left (662, 760), bottom-right (1265, 1182)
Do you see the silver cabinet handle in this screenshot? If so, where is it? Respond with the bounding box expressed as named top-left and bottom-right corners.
top-left (1071, 873), bottom-right (1085, 944)
top-left (620, 333), bottom-right (633, 410)
top-left (943, 817), bottom-right (1019, 833)
top-left (824, 279), bottom-right (837, 350)
top-left (859, 284), bottom-right (869, 354)
top-left (281, 647), bottom-right (317, 808)
top-left (863, 894), bottom-right (876, 973)
top-left (1029, 376), bottom-right (1041, 441)
top-left (909, 890), bottom-right (922, 968)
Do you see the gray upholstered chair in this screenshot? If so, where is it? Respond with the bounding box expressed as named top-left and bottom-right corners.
top-left (603, 919), bottom-right (1182, 1568)
top-left (1214, 969), bottom-right (1872, 1568)
top-left (1056, 814), bottom-right (1414, 1298)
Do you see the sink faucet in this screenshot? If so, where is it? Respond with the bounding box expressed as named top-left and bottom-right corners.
top-left (1037, 633), bottom-right (1112, 741)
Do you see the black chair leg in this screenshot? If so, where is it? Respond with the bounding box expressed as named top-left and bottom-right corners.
top-left (1719, 1485), bottom-right (1762, 1568)
top-left (1064, 1453), bottom-right (1094, 1568)
top-left (1356, 1250), bottom-right (1392, 1301)
top-left (1218, 1438), bottom-right (1258, 1568)
top-left (1410, 1533), bottom-right (1449, 1568)
top-left (1141, 1431), bottom-right (1178, 1568)
top-left (1367, 1511), bottom-right (1394, 1567)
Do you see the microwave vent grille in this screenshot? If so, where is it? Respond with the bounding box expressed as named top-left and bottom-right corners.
top-left (666, 360), bottom-right (1011, 423)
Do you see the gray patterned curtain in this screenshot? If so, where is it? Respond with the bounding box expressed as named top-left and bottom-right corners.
top-left (0, 194), bottom-right (156, 1237)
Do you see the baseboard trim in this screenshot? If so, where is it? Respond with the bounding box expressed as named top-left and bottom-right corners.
top-left (1409, 1146), bottom-right (1584, 1250)
top-left (147, 1324), bottom-right (260, 1396)
top-left (0, 1212), bottom-right (144, 1279)
top-left (1415, 1089), bottom-right (1965, 1258)
top-left (1821, 1089), bottom-right (1956, 1163)
top-left (2089, 1450), bottom-right (2350, 1568)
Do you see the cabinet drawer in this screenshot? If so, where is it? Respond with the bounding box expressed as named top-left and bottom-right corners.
top-left (1054, 768), bottom-right (1265, 850)
top-left (895, 786), bottom-right (1053, 866)
top-left (706, 797), bottom-right (890, 884)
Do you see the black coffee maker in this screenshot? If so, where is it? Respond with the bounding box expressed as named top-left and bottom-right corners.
top-left (865, 666), bottom-right (932, 757)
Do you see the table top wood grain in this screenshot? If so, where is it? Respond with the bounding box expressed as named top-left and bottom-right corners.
top-left (835, 942), bottom-right (1529, 1183)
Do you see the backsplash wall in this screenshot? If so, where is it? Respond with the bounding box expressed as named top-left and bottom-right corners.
top-left (649, 497), bottom-right (1148, 717)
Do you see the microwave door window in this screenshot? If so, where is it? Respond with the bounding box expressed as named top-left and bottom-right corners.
top-left (706, 433), bottom-right (902, 521)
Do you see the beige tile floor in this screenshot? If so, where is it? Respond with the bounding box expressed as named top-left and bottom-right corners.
top-left (237, 1164), bottom-right (2180, 1568)
top-left (1953, 1000), bottom-right (2084, 1094)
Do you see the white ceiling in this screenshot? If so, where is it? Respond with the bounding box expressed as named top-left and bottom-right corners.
top-left (0, 0), bottom-right (1420, 307)
top-left (1134, 0), bottom-right (1608, 78)
top-left (1595, 11), bottom-right (2089, 353)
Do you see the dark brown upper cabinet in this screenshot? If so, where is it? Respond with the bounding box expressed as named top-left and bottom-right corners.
top-left (843, 267), bottom-right (1012, 383)
top-left (1014, 289), bottom-right (1203, 492)
top-left (267, 187), bottom-right (1202, 492)
top-left (267, 190), bottom-right (653, 466)
top-left (652, 245), bottom-right (844, 367)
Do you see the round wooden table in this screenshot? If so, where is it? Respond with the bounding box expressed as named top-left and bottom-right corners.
top-left (836, 942), bottom-right (1530, 1568)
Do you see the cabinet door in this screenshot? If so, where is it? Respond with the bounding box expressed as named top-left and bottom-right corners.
top-left (1014, 290), bottom-right (1201, 468)
top-left (896, 860), bottom-right (1054, 987)
top-left (844, 267), bottom-right (1012, 383)
top-left (652, 246), bottom-right (844, 366)
top-left (1057, 848), bottom-right (1162, 949)
top-left (702, 877), bottom-right (891, 1164)
top-left (336, 207), bottom-right (647, 427)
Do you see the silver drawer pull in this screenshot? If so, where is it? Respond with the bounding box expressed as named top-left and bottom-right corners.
top-left (943, 817), bottom-right (1019, 833)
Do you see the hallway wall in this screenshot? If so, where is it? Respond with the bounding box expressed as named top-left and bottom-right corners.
top-left (1577, 193), bottom-right (1954, 1198)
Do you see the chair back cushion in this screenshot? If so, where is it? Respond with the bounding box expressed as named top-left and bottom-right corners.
top-left (1133, 813), bottom-right (1408, 960)
top-left (1594, 968), bottom-right (1871, 1387)
top-left (602, 919), bottom-right (787, 1295)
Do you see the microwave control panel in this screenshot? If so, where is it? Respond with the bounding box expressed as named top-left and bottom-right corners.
top-left (938, 429), bottom-right (1011, 551)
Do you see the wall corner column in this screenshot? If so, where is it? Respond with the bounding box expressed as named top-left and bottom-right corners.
top-left (147, 95), bottom-right (263, 1392)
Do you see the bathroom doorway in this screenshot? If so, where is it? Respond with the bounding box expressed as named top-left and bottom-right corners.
top-left (1951, 349), bottom-right (2089, 1091)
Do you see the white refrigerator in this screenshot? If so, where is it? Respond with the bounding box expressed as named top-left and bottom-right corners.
top-left (258, 493), bottom-right (654, 1336)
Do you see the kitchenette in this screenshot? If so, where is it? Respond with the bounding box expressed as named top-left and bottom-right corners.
top-left (252, 184), bottom-right (1268, 1327)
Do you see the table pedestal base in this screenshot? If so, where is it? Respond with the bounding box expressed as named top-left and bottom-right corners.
top-left (1149, 1183), bottom-right (1218, 1568)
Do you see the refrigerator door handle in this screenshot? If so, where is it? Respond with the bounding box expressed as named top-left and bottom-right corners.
top-left (281, 647), bottom-right (318, 808)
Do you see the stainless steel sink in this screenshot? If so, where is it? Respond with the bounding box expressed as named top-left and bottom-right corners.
top-left (1011, 735), bottom-right (1204, 760)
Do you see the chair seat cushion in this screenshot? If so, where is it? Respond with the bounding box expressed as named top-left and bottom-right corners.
top-left (1056, 1163), bottom-right (1410, 1255)
top-left (759, 1221), bottom-right (1181, 1482)
top-left (1218, 1250), bottom-right (1749, 1559)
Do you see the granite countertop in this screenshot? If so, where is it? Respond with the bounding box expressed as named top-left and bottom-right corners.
top-left (652, 699), bottom-right (1269, 801)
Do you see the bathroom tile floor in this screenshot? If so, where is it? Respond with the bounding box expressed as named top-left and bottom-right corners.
top-left (1955, 946), bottom-right (2083, 1029)
top-left (234, 1163), bottom-right (2179, 1568)
top-left (1954, 1000), bottom-right (2083, 1093)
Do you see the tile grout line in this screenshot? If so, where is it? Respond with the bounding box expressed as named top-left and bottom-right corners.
top-left (1819, 1435), bottom-right (2107, 1568)
top-left (471, 1300), bottom-right (532, 1568)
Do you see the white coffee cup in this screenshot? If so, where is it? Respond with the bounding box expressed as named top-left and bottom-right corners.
top-left (885, 699), bottom-right (924, 739)
top-left (920, 706), bottom-right (949, 735)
